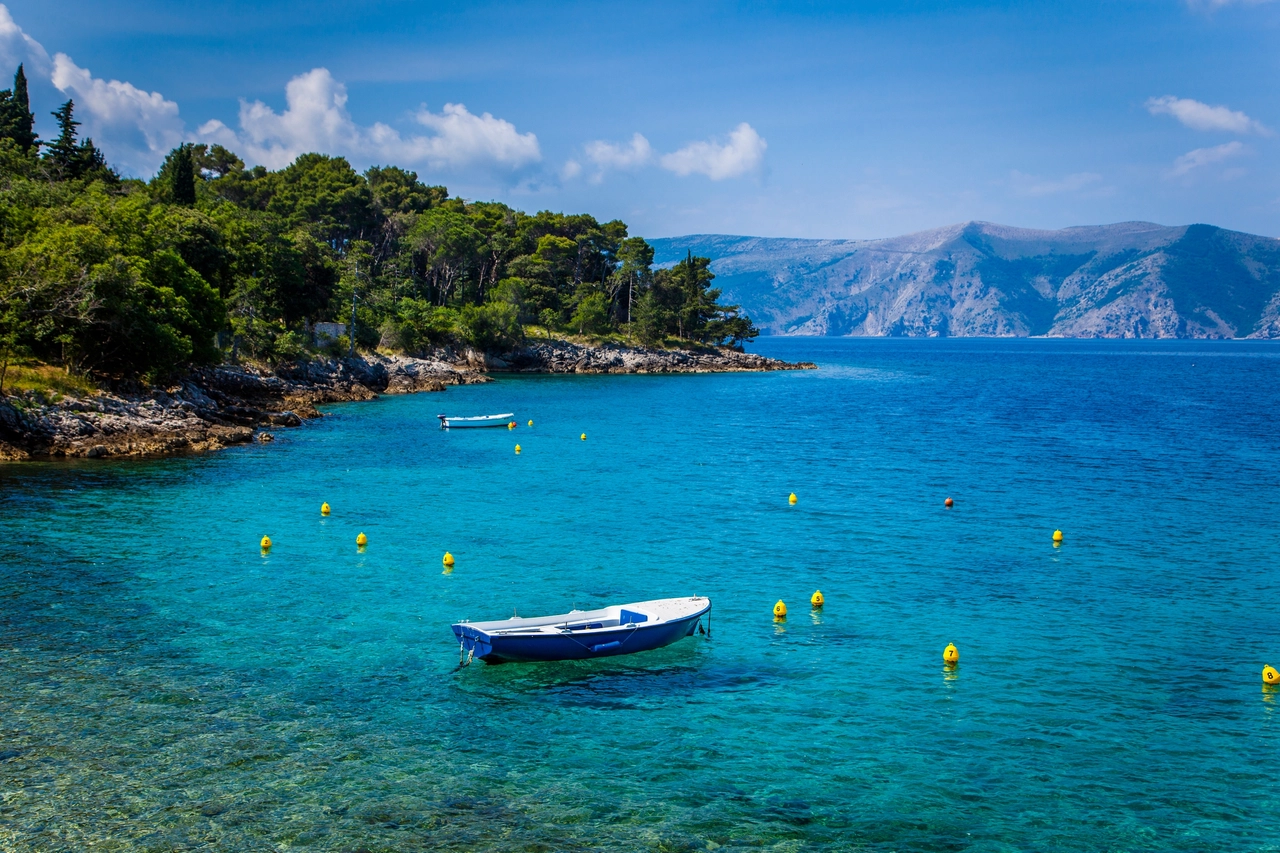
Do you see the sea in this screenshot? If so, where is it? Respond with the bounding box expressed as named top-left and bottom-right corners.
top-left (2, 337), bottom-right (1279, 852)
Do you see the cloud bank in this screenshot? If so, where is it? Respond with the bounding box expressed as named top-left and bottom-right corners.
top-left (0, 4), bottom-right (540, 177)
top-left (52, 54), bottom-right (185, 174)
top-left (0, 3), bottom-right (48, 75)
top-left (1145, 95), bottom-right (1269, 135)
top-left (200, 68), bottom-right (541, 173)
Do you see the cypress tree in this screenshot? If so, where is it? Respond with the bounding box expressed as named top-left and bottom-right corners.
top-left (171, 143), bottom-right (196, 205)
top-left (10, 65), bottom-right (36, 151)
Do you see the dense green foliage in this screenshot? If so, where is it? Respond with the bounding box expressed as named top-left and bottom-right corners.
top-left (0, 66), bottom-right (756, 386)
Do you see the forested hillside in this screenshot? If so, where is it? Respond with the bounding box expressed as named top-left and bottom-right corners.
top-left (0, 65), bottom-right (755, 389)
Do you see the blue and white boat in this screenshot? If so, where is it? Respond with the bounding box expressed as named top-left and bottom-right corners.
top-left (452, 596), bottom-right (711, 664)
top-left (438, 412), bottom-right (515, 429)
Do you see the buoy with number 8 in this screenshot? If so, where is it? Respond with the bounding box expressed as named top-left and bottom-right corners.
top-left (1265, 665), bottom-right (1280, 685)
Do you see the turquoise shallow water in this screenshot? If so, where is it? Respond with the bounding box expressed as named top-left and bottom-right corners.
top-left (3, 338), bottom-right (1280, 852)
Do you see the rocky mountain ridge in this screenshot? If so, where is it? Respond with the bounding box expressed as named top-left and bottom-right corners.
top-left (650, 221), bottom-right (1280, 338)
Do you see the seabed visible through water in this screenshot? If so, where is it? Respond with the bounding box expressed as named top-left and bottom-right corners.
top-left (2, 337), bottom-right (1279, 852)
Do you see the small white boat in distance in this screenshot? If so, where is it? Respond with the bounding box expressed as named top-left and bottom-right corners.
top-left (438, 413), bottom-right (515, 429)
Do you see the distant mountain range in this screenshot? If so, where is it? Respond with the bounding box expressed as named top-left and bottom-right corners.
top-left (648, 222), bottom-right (1280, 338)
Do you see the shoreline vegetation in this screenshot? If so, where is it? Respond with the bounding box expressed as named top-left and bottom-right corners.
top-left (0, 66), bottom-right (812, 460)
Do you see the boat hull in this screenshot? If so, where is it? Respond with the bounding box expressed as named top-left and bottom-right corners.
top-left (452, 598), bottom-right (709, 664)
top-left (439, 413), bottom-right (515, 429)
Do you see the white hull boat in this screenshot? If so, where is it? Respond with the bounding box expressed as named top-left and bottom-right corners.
top-left (438, 413), bottom-right (515, 429)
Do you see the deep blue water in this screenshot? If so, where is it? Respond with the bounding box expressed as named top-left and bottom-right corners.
top-left (3, 337), bottom-right (1280, 852)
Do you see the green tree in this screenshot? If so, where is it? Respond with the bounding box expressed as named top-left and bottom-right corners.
top-left (631, 289), bottom-right (670, 347)
top-left (44, 100), bottom-right (108, 180)
top-left (0, 65), bottom-right (37, 152)
top-left (171, 144), bottom-right (196, 205)
top-left (571, 291), bottom-right (609, 335)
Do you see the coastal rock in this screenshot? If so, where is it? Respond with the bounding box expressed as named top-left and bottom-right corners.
top-left (0, 343), bottom-right (803, 462)
top-left (0, 353), bottom-right (487, 461)
top-left (492, 341), bottom-right (816, 374)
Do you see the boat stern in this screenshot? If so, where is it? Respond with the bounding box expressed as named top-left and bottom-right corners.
top-left (452, 623), bottom-right (494, 662)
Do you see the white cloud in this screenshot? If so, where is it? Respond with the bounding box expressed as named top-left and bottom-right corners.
top-left (200, 68), bottom-right (540, 173)
top-left (52, 53), bottom-right (185, 174)
top-left (560, 159), bottom-right (582, 180)
top-left (1168, 141), bottom-right (1245, 177)
top-left (659, 122), bottom-right (766, 180)
top-left (1145, 95), bottom-right (1269, 135)
top-left (411, 102), bottom-right (541, 170)
top-left (1009, 170), bottom-right (1103, 197)
top-left (584, 133), bottom-right (653, 179)
top-left (0, 4), bottom-right (49, 76)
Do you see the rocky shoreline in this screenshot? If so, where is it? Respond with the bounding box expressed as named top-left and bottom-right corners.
top-left (481, 339), bottom-right (817, 374)
top-left (0, 343), bottom-right (813, 461)
top-left (0, 355), bottom-right (485, 461)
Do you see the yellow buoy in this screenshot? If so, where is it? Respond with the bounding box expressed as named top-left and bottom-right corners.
top-left (773, 600), bottom-right (787, 620)
top-left (811, 590), bottom-right (824, 608)
top-left (788, 493), bottom-right (797, 505)
top-left (515, 444), bottom-right (521, 454)
top-left (581, 433), bottom-right (587, 441)
top-left (443, 551), bottom-right (455, 567)
top-left (320, 502), bottom-right (330, 516)
top-left (356, 532), bottom-right (368, 547)
top-left (508, 422), bottom-right (514, 430)
top-left (1265, 665), bottom-right (1280, 685)
top-left (260, 535), bottom-right (272, 550)
top-left (1053, 529), bottom-right (1064, 543)
top-left (528, 419), bottom-right (534, 427)
top-left (943, 643), bottom-right (959, 665)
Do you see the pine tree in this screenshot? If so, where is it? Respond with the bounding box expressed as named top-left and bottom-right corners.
top-left (171, 143), bottom-right (196, 205)
top-left (46, 100), bottom-right (82, 175)
top-left (10, 65), bottom-right (36, 151)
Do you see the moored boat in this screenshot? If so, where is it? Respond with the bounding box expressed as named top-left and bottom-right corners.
top-left (452, 596), bottom-right (711, 664)
top-left (438, 413), bottom-right (515, 428)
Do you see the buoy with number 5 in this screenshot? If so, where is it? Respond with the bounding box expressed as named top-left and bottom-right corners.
top-left (811, 590), bottom-right (824, 608)
top-left (773, 600), bottom-right (787, 620)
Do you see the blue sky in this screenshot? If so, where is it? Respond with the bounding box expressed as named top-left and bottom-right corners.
top-left (2, 0), bottom-right (1277, 240)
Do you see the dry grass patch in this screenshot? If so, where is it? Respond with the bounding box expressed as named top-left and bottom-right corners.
top-left (2, 363), bottom-right (100, 398)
